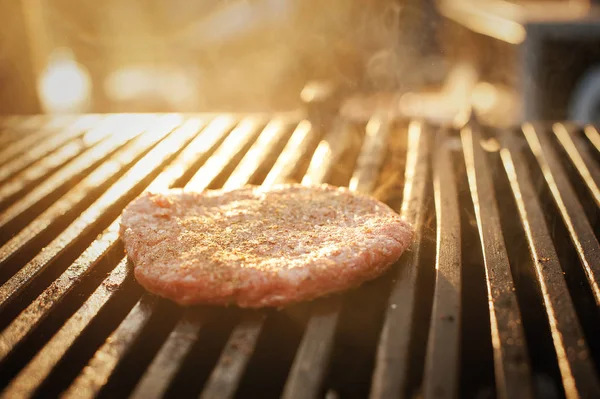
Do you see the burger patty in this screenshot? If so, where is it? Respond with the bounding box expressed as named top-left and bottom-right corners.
top-left (120, 184), bottom-right (413, 308)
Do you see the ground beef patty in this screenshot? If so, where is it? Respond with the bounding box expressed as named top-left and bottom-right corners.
top-left (120, 184), bottom-right (413, 308)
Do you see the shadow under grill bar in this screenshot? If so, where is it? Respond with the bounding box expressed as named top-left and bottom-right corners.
top-left (0, 114), bottom-right (597, 399)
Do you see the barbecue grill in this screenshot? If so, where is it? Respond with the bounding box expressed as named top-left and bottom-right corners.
top-left (0, 113), bottom-right (598, 399)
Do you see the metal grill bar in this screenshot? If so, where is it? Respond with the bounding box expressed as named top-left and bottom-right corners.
top-left (2, 256), bottom-right (131, 398)
top-left (584, 125), bottom-right (600, 153)
top-left (461, 125), bottom-right (533, 399)
top-left (0, 116), bottom-right (187, 312)
top-left (199, 312), bottom-right (266, 399)
top-left (0, 117), bottom-right (232, 397)
top-left (0, 115), bottom-right (136, 209)
top-left (185, 118), bottom-right (265, 191)
top-left (0, 116), bottom-right (99, 183)
top-left (132, 310), bottom-right (210, 399)
top-left (0, 118), bottom-right (214, 362)
top-left (66, 117), bottom-right (267, 397)
top-left (301, 118), bottom-right (350, 186)
top-left (499, 131), bottom-right (600, 398)
top-left (282, 118), bottom-right (391, 399)
top-left (522, 123), bottom-right (600, 305)
top-left (196, 121), bottom-right (319, 399)
top-left (130, 120), bottom-right (299, 399)
top-left (422, 129), bottom-right (461, 399)
top-left (0, 117), bottom-right (54, 153)
top-left (553, 124), bottom-right (600, 207)
top-left (222, 119), bottom-right (290, 190)
top-left (0, 115), bottom-right (157, 234)
top-left (0, 116), bottom-right (77, 165)
top-left (0, 116), bottom-right (172, 266)
top-left (370, 122), bottom-right (431, 398)
top-left (65, 294), bottom-right (158, 398)
top-left (349, 117), bottom-right (390, 193)
top-left (0, 115), bottom-right (597, 398)
top-left (263, 120), bottom-right (316, 186)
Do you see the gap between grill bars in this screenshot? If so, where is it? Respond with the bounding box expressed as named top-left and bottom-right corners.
top-left (0, 114), bottom-right (598, 399)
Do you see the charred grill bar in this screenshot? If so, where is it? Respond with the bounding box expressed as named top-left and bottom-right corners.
top-left (0, 114), bottom-right (598, 398)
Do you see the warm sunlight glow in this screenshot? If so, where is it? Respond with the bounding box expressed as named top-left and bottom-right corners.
top-left (223, 119), bottom-right (286, 190)
top-left (263, 120), bottom-right (312, 186)
top-left (302, 139), bottom-right (331, 186)
top-left (38, 48), bottom-right (91, 113)
top-left (471, 82), bottom-right (498, 113)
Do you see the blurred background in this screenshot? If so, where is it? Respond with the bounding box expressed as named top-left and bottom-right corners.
top-left (1, 0), bottom-right (600, 125)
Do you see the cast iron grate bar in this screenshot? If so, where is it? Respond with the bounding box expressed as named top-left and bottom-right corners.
top-left (0, 117), bottom-right (218, 361)
top-left (369, 121), bottom-right (431, 398)
top-left (0, 116), bottom-right (99, 184)
top-left (197, 120), bottom-right (323, 399)
top-left (0, 115), bottom-right (597, 399)
top-left (0, 115), bottom-right (158, 235)
top-left (422, 128), bottom-right (462, 399)
top-left (0, 115), bottom-right (141, 210)
top-left (584, 125), bottom-right (600, 154)
top-left (461, 123), bottom-right (533, 399)
top-left (198, 312), bottom-right (266, 399)
top-left (0, 117), bottom-right (234, 397)
top-left (131, 309), bottom-right (211, 399)
top-left (64, 118), bottom-right (266, 398)
top-left (499, 131), bottom-right (600, 398)
top-left (131, 119), bottom-right (298, 399)
top-left (185, 118), bottom-right (265, 191)
top-left (0, 116), bottom-right (177, 267)
top-left (522, 123), bottom-right (600, 305)
top-left (0, 116), bottom-right (60, 156)
top-left (0, 116), bottom-right (188, 313)
top-left (553, 124), bottom-right (600, 208)
top-left (0, 116), bottom-right (79, 166)
top-left (282, 117), bottom-right (390, 399)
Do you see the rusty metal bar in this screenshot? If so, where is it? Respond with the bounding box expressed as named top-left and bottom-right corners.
top-left (422, 128), bottom-right (461, 399)
top-left (499, 131), bottom-right (600, 398)
top-left (461, 125), bottom-right (533, 399)
top-left (523, 123), bottom-right (600, 306)
top-left (370, 122), bottom-right (431, 398)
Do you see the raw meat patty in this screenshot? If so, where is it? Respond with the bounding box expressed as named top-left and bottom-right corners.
top-left (120, 184), bottom-right (413, 308)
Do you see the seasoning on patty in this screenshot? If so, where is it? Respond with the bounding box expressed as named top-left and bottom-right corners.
top-left (120, 184), bottom-right (413, 308)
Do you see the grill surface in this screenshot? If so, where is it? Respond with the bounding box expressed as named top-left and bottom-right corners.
top-left (0, 113), bottom-right (598, 399)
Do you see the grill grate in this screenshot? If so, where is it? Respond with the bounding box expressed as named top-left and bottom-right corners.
top-left (0, 113), bottom-right (598, 398)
